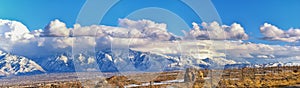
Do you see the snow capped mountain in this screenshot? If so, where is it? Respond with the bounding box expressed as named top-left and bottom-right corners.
top-left (46, 48), bottom-right (236, 72)
top-left (224, 62), bottom-right (300, 69)
top-left (0, 19), bottom-right (300, 78)
top-left (1, 47), bottom-right (299, 77)
top-left (96, 48), bottom-right (178, 72)
top-left (0, 51), bottom-right (45, 77)
top-left (20, 48), bottom-right (236, 74)
top-left (253, 62), bottom-right (300, 68)
top-left (36, 54), bottom-right (75, 72)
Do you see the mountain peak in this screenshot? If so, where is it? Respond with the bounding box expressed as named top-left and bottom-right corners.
top-left (0, 52), bottom-right (45, 77)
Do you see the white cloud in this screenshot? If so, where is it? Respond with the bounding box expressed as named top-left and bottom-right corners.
top-left (260, 23), bottom-right (300, 42)
top-left (119, 18), bottom-right (167, 31)
top-left (186, 21), bottom-right (248, 40)
top-left (130, 39), bottom-right (300, 65)
top-left (260, 23), bottom-right (285, 38)
top-left (72, 24), bottom-right (103, 37)
top-left (0, 19), bottom-right (155, 54)
top-left (0, 19), bottom-right (159, 57)
top-left (0, 19), bottom-right (32, 41)
top-left (43, 19), bottom-right (70, 37)
top-left (222, 41), bottom-right (300, 60)
top-left (257, 55), bottom-right (275, 59)
top-left (2, 18), bottom-right (300, 64)
top-left (69, 19), bottom-right (175, 41)
top-left (51, 38), bottom-right (73, 49)
top-left (119, 18), bottom-right (173, 40)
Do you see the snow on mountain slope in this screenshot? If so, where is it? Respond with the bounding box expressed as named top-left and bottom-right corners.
top-left (96, 48), bottom-right (177, 72)
top-left (95, 48), bottom-right (237, 72)
top-left (1, 19), bottom-right (300, 76)
top-left (251, 62), bottom-right (300, 68)
top-left (0, 51), bottom-right (45, 77)
top-left (34, 54), bottom-right (75, 72)
top-left (30, 47), bottom-right (235, 73)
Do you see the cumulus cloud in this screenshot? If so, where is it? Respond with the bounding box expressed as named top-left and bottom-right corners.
top-left (186, 21), bottom-right (248, 40)
top-left (0, 19), bottom-right (33, 41)
top-left (119, 19), bottom-right (173, 41)
top-left (49, 19), bottom-right (175, 41)
top-left (119, 19), bottom-right (167, 31)
top-left (0, 19), bottom-right (178, 57)
top-left (260, 23), bottom-right (285, 38)
top-left (260, 23), bottom-right (300, 42)
top-left (51, 38), bottom-right (73, 49)
top-left (43, 20), bottom-right (70, 37)
top-left (131, 39), bottom-right (300, 65)
top-left (72, 24), bottom-right (103, 37)
top-left (2, 18), bottom-right (300, 64)
top-left (192, 40), bottom-right (300, 64)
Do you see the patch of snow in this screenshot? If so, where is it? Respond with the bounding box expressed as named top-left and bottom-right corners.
top-left (124, 79), bottom-right (184, 88)
top-left (105, 54), bottom-right (113, 61)
top-left (0, 53), bottom-right (45, 76)
top-left (58, 55), bottom-right (68, 64)
top-left (88, 57), bottom-right (96, 64)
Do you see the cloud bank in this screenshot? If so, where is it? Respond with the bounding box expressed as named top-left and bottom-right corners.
top-left (44, 19), bottom-right (70, 37)
top-left (0, 20), bottom-right (33, 41)
top-left (185, 21), bottom-right (248, 40)
top-left (0, 19), bottom-right (178, 57)
top-left (260, 23), bottom-right (300, 42)
top-left (1, 18), bottom-right (300, 63)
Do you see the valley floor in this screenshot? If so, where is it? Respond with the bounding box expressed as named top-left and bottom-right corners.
top-left (1, 66), bottom-right (300, 88)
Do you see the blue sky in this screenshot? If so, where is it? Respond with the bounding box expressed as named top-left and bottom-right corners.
top-left (1, 0), bottom-right (300, 44)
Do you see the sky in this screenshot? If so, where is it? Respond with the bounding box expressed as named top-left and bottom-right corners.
top-left (1, 0), bottom-right (300, 44)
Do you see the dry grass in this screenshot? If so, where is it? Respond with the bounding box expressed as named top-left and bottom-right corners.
top-left (2, 66), bottom-right (300, 88)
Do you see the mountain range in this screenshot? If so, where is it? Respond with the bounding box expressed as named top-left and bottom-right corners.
top-left (1, 48), bottom-right (300, 77)
top-left (1, 19), bottom-right (300, 77)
